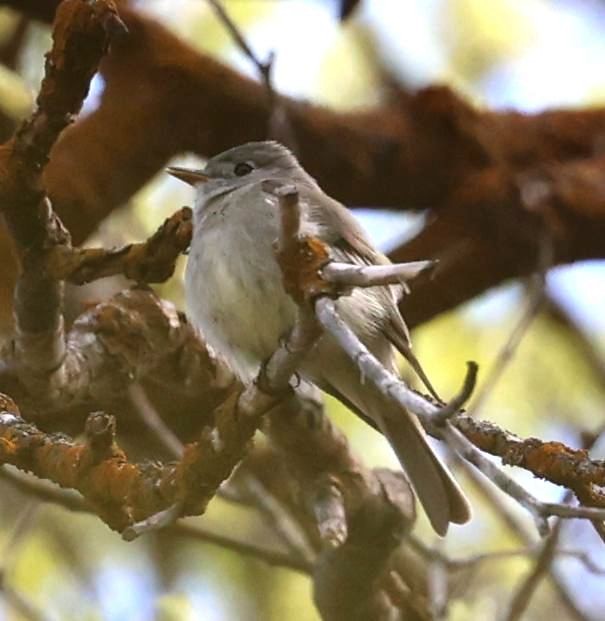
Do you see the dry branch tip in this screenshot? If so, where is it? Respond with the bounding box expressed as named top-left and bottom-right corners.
top-left (432, 361), bottom-right (479, 424)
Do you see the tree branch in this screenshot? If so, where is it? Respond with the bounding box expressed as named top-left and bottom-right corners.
top-left (45, 207), bottom-right (192, 285)
top-left (0, 0), bottom-right (124, 399)
top-left (0, 464), bottom-right (312, 574)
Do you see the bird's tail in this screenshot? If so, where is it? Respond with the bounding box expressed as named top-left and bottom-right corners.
top-left (375, 398), bottom-right (471, 535)
top-left (322, 367), bottom-right (471, 535)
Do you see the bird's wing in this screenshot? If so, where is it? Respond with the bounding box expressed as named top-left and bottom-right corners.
top-left (300, 185), bottom-right (440, 400)
top-left (302, 186), bottom-right (385, 264)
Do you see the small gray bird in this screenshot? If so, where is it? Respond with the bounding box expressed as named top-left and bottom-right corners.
top-left (168, 141), bottom-right (470, 535)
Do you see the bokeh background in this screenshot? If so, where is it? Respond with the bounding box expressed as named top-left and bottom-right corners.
top-left (1, 1), bottom-right (605, 619)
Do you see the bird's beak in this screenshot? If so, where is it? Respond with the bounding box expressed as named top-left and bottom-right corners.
top-left (166, 166), bottom-right (209, 186)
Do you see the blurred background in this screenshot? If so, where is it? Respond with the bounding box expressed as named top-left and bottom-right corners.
top-left (1, 0), bottom-right (605, 619)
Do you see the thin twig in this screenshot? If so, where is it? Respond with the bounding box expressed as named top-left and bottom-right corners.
top-left (469, 233), bottom-right (552, 419)
top-left (255, 186), bottom-right (322, 394)
top-left (243, 475), bottom-right (316, 565)
top-left (457, 457), bottom-right (536, 542)
top-left (543, 294), bottom-right (605, 394)
top-left (322, 260), bottom-right (437, 289)
top-left (432, 361), bottom-right (478, 424)
top-left (172, 521), bottom-right (313, 574)
top-left (3, 0), bottom-right (124, 401)
top-left (122, 502), bottom-right (185, 541)
top-left (46, 207), bottom-right (192, 286)
top-left (129, 383), bottom-right (244, 505)
top-left (205, 0), bottom-right (273, 87)
top-left (466, 546), bottom-right (604, 575)
top-left (503, 498), bottom-right (569, 621)
top-left (456, 458), bottom-right (591, 621)
top-left (128, 383), bottom-right (183, 459)
top-left (0, 466), bottom-right (310, 574)
top-left (409, 534), bottom-right (605, 576)
top-left (503, 427), bottom-right (605, 621)
top-left (469, 282), bottom-right (544, 419)
top-left (0, 465), bottom-right (88, 513)
top-left (0, 189), bottom-right (323, 542)
top-left (543, 296), bottom-right (605, 552)
top-left (205, 0), bottom-right (296, 146)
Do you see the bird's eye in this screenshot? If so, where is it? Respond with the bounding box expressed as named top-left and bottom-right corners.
top-left (234, 162), bottom-right (254, 177)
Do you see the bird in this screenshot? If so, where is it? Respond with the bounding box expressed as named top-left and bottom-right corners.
top-left (167, 141), bottom-right (471, 535)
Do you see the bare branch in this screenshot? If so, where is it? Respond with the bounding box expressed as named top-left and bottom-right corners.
top-left (122, 502), bottom-right (184, 541)
top-left (7, 288), bottom-right (205, 412)
top-left (0, 465), bottom-right (311, 574)
top-left (432, 361), bottom-right (478, 424)
top-left (322, 260), bottom-right (437, 290)
top-left (470, 233), bottom-right (552, 418)
top-left (128, 383), bottom-right (184, 459)
top-left (0, 382), bottom-right (312, 538)
top-left (469, 284), bottom-right (544, 418)
top-left (0, 190), bottom-right (326, 538)
top-left (46, 207), bottom-right (192, 285)
top-left (205, 0), bottom-right (272, 85)
top-left (172, 521), bottom-right (313, 575)
top-left (0, 465), bottom-right (88, 513)
top-left (410, 533), bottom-right (605, 576)
top-left (5, 4), bottom-right (605, 335)
top-left (264, 390), bottom-right (421, 616)
top-left (503, 505), bottom-right (569, 621)
top-left (266, 187), bottom-right (420, 618)
top-left (242, 474), bottom-right (316, 565)
top-left (503, 429), bottom-right (605, 621)
top-left (205, 0), bottom-right (295, 146)
top-left (463, 546), bottom-right (604, 575)
top-left (0, 0), bottom-right (124, 399)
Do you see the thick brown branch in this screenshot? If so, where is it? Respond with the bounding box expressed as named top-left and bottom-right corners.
top-left (0, 0), bottom-right (124, 397)
top-left (1, 0), bottom-right (123, 253)
top-left (4, 287), bottom-right (220, 415)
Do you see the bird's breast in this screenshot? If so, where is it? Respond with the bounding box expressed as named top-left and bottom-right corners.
top-left (185, 189), bottom-right (297, 382)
